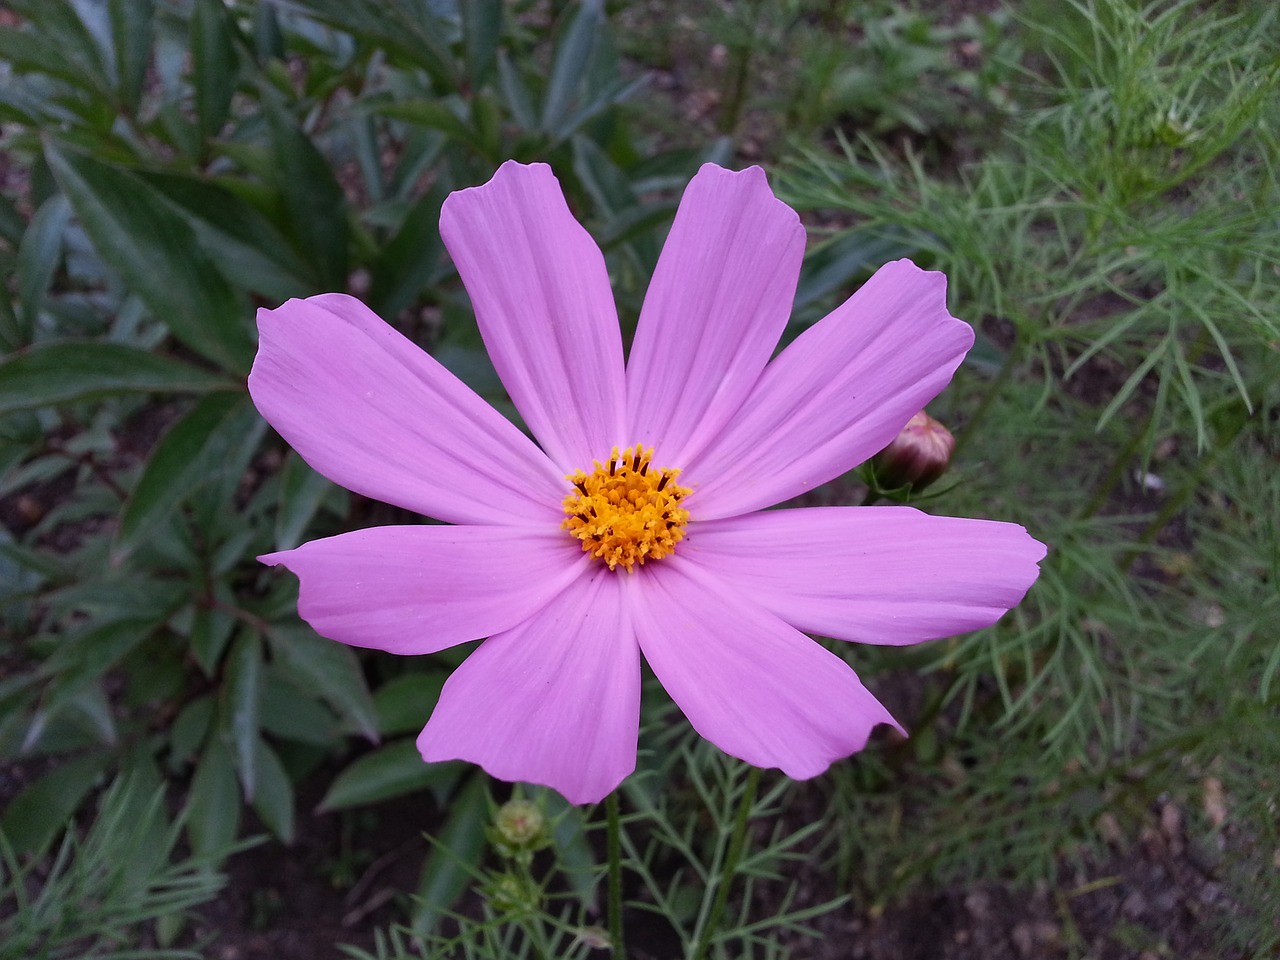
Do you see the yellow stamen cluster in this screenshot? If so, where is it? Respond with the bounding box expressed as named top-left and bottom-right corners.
top-left (562, 445), bottom-right (691, 572)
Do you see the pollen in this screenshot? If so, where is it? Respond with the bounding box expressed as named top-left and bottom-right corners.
top-left (562, 445), bottom-right (691, 572)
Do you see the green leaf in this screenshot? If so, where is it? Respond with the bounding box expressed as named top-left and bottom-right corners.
top-left (793, 226), bottom-right (916, 314)
top-left (186, 738), bottom-right (241, 858)
top-left (135, 170), bottom-right (314, 301)
top-left (0, 752), bottom-right (109, 856)
top-left (0, 342), bottom-right (230, 417)
top-left (267, 624), bottom-right (378, 742)
top-left (16, 193), bottom-right (72, 332)
top-left (319, 740), bottom-right (461, 812)
top-left (373, 671), bottom-right (447, 737)
top-left (251, 739), bottom-right (294, 843)
top-left (191, 0), bottom-right (238, 141)
top-left (41, 620), bottom-right (154, 727)
top-left (541, 0), bottom-right (604, 134)
top-left (170, 694), bottom-right (215, 765)
top-left (274, 452), bottom-right (334, 551)
top-left (368, 182), bottom-right (449, 318)
top-left (45, 143), bottom-right (254, 372)
top-left (462, 0), bottom-right (502, 89)
top-left (265, 99), bottom-right (350, 290)
top-left (109, 0), bottom-right (154, 115)
top-left (259, 669), bottom-right (337, 745)
top-left (3, 0), bottom-right (110, 94)
top-left (225, 632), bottom-right (264, 801)
top-left (190, 600), bottom-right (236, 677)
top-left (115, 392), bottom-right (256, 556)
top-left (374, 99), bottom-right (490, 158)
top-left (413, 773), bottom-right (488, 936)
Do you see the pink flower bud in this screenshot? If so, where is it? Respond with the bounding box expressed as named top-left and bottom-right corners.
top-left (873, 411), bottom-right (956, 491)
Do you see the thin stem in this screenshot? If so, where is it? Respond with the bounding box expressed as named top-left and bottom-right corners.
top-left (952, 329), bottom-right (1021, 459)
top-left (690, 765), bottom-right (762, 960)
top-left (606, 790), bottom-right (625, 959)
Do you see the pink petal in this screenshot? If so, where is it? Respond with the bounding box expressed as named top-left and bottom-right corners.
top-left (440, 161), bottom-right (625, 472)
top-left (418, 570), bottom-right (638, 805)
top-left (628, 559), bottom-right (902, 780)
top-left (249, 295), bottom-right (566, 526)
top-left (261, 525), bottom-right (587, 655)
top-left (683, 260), bottom-right (974, 519)
top-left (681, 507), bottom-right (1046, 645)
top-left (625, 165), bottom-right (805, 465)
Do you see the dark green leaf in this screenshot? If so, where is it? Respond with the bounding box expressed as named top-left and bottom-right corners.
top-left (186, 739), bottom-right (241, 857)
top-left (319, 740), bottom-right (461, 812)
top-left (285, 0), bottom-right (458, 89)
top-left (267, 624), bottom-right (378, 741)
top-left (368, 182), bottom-right (449, 318)
top-left (45, 144), bottom-right (254, 372)
top-left (1, 1), bottom-right (109, 93)
top-left (16, 194), bottom-right (71, 332)
top-left (541, 0), bottom-right (604, 134)
top-left (274, 453), bottom-right (334, 551)
top-left (115, 392), bottom-right (256, 556)
top-left (259, 669), bottom-right (337, 745)
top-left (0, 191), bottom-right (26, 245)
top-left (190, 600), bottom-right (237, 677)
top-left (109, 0), bottom-right (154, 114)
top-left (191, 0), bottom-right (238, 141)
top-left (252, 1), bottom-right (284, 62)
top-left (373, 671), bottom-right (447, 737)
top-left (225, 632), bottom-right (264, 801)
top-left (0, 752), bottom-right (109, 855)
top-left (0, 341), bottom-right (230, 417)
top-left (251, 740), bottom-right (294, 843)
top-left (265, 99), bottom-right (350, 289)
top-left (793, 226), bottom-right (916, 313)
top-left (413, 773), bottom-right (488, 935)
top-left (462, 0), bottom-right (502, 89)
top-left (496, 50), bottom-right (536, 129)
top-left (42, 620), bottom-right (154, 723)
top-left (136, 170), bottom-right (314, 301)
top-left (170, 695), bottom-right (215, 765)
top-left (373, 99), bottom-right (488, 159)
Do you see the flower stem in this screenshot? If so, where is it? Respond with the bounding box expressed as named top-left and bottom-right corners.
top-left (691, 765), bottom-right (762, 960)
top-left (606, 790), bottom-right (625, 958)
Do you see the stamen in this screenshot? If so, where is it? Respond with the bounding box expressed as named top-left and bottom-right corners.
top-left (562, 445), bottom-right (692, 573)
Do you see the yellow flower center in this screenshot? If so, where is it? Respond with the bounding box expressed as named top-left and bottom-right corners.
top-left (562, 445), bottom-right (691, 572)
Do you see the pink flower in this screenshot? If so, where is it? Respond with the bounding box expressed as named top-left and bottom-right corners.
top-left (249, 161), bottom-right (1046, 805)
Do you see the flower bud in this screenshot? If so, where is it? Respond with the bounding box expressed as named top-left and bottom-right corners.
top-left (873, 411), bottom-right (956, 491)
top-left (485, 873), bottom-right (542, 914)
top-left (493, 798), bottom-right (547, 848)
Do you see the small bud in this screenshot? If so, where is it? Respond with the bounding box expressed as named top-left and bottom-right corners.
top-left (873, 411), bottom-right (956, 491)
top-left (493, 798), bottom-right (547, 848)
top-left (485, 872), bottom-right (542, 915)
top-left (489, 799), bottom-right (551, 866)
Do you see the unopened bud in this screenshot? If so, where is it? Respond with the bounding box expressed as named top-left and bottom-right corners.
top-left (485, 872), bottom-right (542, 914)
top-left (873, 411), bottom-right (955, 491)
top-left (493, 799), bottom-right (547, 848)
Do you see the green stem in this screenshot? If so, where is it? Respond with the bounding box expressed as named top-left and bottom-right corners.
top-left (606, 790), bottom-right (625, 959)
top-left (691, 766), bottom-right (762, 960)
top-left (1078, 405), bottom-right (1155, 520)
top-left (952, 330), bottom-right (1021, 459)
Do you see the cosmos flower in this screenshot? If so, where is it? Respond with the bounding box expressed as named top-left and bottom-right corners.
top-left (248, 161), bottom-right (1046, 805)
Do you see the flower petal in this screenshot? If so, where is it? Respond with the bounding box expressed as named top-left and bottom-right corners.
top-left (418, 570), bottom-right (638, 805)
top-left (440, 161), bottom-right (625, 472)
top-left (261, 525), bottom-right (588, 655)
top-left (249, 294), bottom-right (566, 526)
top-left (629, 559), bottom-right (901, 780)
top-left (681, 507), bottom-right (1046, 645)
top-left (625, 164), bottom-right (805, 464)
top-left (684, 260), bottom-right (974, 519)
